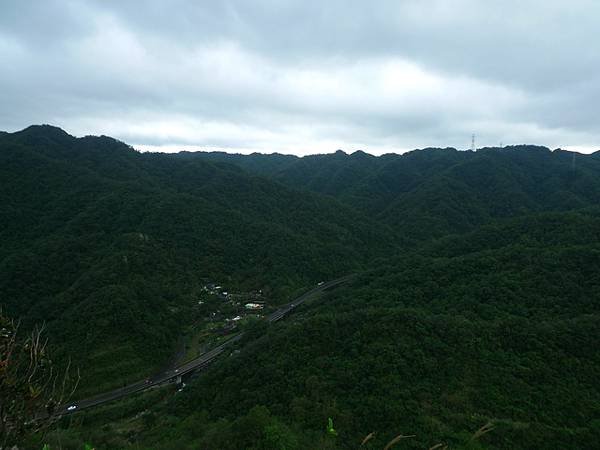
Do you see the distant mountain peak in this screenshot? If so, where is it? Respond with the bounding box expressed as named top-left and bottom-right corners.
top-left (351, 150), bottom-right (373, 158)
top-left (10, 124), bottom-right (75, 147)
top-left (500, 144), bottom-right (551, 153)
top-left (17, 124), bottom-right (72, 137)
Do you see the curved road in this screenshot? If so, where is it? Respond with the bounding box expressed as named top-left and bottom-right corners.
top-left (52, 275), bottom-right (353, 417)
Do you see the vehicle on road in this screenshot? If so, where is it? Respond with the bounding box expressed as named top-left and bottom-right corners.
top-left (318, 281), bottom-right (324, 286)
top-left (49, 276), bottom-right (349, 414)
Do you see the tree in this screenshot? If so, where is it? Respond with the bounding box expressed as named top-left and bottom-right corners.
top-left (0, 309), bottom-right (79, 447)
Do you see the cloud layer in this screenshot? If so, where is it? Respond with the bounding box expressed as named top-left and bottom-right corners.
top-left (1, 0), bottom-right (599, 154)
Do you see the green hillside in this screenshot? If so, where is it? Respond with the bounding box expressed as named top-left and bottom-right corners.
top-left (186, 146), bottom-right (600, 241)
top-left (2, 126), bottom-right (600, 449)
top-left (0, 126), bottom-right (398, 394)
top-left (61, 211), bottom-right (598, 450)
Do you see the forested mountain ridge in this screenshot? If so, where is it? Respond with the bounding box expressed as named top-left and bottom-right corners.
top-left (3, 125), bottom-right (600, 449)
top-left (0, 125), bottom-right (398, 393)
top-left (186, 145), bottom-right (600, 240)
top-left (47, 210), bottom-right (600, 449)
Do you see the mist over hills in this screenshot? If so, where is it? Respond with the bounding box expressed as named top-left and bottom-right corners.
top-left (2, 125), bottom-right (600, 448)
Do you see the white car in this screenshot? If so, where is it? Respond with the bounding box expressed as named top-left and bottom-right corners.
top-left (67, 405), bottom-right (77, 411)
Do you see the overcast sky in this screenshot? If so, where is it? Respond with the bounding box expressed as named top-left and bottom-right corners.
top-left (1, 0), bottom-right (599, 155)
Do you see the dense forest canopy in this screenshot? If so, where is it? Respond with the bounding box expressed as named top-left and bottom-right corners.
top-left (185, 144), bottom-right (600, 240)
top-left (1, 125), bottom-right (599, 449)
top-left (0, 125), bottom-right (398, 393)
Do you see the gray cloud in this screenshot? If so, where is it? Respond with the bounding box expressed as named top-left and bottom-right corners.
top-left (1, 0), bottom-right (599, 154)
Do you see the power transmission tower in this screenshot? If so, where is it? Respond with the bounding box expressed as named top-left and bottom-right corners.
top-left (470, 134), bottom-right (476, 151)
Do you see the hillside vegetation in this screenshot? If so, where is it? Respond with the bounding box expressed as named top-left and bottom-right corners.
top-left (188, 146), bottom-right (600, 240)
top-left (81, 211), bottom-right (597, 449)
top-left (0, 126), bottom-right (397, 394)
top-left (2, 126), bottom-right (599, 449)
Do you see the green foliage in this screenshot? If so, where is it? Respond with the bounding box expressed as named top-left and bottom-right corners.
top-left (188, 145), bottom-right (600, 242)
top-left (0, 126), bottom-right (396, 395)
top-left (3, 126), bottom-right (600, 448)
top-left (124, 211), bottom-right (599, 449)
top-left (327, 417), bottom-right (337, 436)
